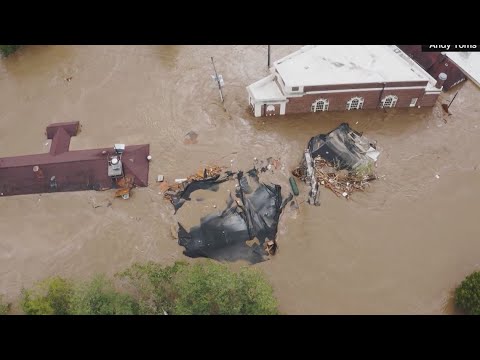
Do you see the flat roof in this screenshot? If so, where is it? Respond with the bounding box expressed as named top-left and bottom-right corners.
top-left (247, 74), bottom-right (286, 102)
top-left (274, 45), bottom-right (437, 88)
top-left (446, 52), bottom-right (480, 88)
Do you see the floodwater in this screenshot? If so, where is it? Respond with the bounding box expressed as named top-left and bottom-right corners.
top-left (1, 45), bottom-right (479, 314)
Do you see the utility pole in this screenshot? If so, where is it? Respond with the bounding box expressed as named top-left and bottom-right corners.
top-left (267, 45), bottom-right (271, 68)
top-left (211, 57), bottom-right (224, 103)
top-left (448, 91), bottom-right (459, 110)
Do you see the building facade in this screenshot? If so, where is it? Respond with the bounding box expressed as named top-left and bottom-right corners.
top-left (397, 45), bottom-right (467, 91)
top-left (247, 45), bottom-right (445, 117)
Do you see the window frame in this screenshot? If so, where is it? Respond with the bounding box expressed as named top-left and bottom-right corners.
top-left (346, 97), bottom-right (364, 110)
top-left (381, 95), bottom-right (398, 108)
top-left (311, 98), bottom-right (329, 112)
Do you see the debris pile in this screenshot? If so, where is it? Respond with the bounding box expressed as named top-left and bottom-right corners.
top-left (186, 165), bottom-right (224, 182)
top-left (293, 123), bottom-right (380, 202)
top-left (160, 165), bottom-right (226, 207)
top-left (114, 175), bottom-right (135, 200)
top-left (255, 157), bottom-right (282, 172)
top-left (312, 157), bottom-right (376, 199)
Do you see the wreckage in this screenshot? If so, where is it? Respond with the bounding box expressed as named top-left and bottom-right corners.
top-left (162, 167), bottom-right (292, 264)
top-left (293, 123), bottom-right (380, 204)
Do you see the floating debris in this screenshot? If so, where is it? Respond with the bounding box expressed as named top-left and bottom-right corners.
top-left (176, 168), bottom-right (291, 264)
top-left (183, 130), bottom-right (198, 144)
top-left (294, 123), bottom-right (380, 201)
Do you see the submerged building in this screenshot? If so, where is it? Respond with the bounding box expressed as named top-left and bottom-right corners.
top-left (247, 45), bottom-right (446, 117)
top-left (397, 45), bottom-right (467, 91)
top-left (0, 121), bottom-right (150, 196)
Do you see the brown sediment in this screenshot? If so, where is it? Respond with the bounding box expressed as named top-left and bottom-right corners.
top-left (0, 45), bottom-right (479, 314)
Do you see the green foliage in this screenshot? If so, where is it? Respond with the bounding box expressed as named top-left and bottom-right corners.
top-left (120, 260), bottom-right (279, 315)
top-left (118, 261), bottom-right (188, 315)
top-left (0, 296), bottom-right (11, 315)
top-left (0, 45), bottom-right (20, 58)
top-left (21, 277), bottom-right (74, 315)
top-left (172, 261), bottom-right (242, 315)
top-left (72, 274), bottom-right (139, 315)
top-left (19, 261), bottom-right (279, 315)
top-left (173, 261), bottom-right (278, 315)
top-left (236, 268), bottom-right (279, 315)
top-left (455, 271), bottom-right (480, 315)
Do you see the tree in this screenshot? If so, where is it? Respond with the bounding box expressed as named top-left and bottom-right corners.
top-left (117, 261), bottom-right (188, 315)
top-left (0, 45), bottom-right (20, 58)
top-left (455, 271), bottom-right (480, 315)
top-left (0, 296), bottom-right (11, 315)
top-left (173, 261), bottom-right (279, 315)
top-left (71, 274), bottom-right (139, 315)
top-left (236, 268), bottom-right (279, 315)
top-left (120, 260), bottom-right (279, 315)
top-left (21, 277), bottom-right (74, 315)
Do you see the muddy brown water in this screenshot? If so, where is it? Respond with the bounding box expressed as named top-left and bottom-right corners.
top-left (1, 45), bottom-right (479, 314)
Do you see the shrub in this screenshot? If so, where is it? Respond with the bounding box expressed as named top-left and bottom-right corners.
top-left (118, 261), bottom-right (188, 315)
top-left (71, 274), bottom-right (139, 315)
top-left (120, 260), bottom-right (279, 315)
top-left (0, 296), bottom-right (11, 315)
top-left (455, 271), bottom-right (480, 315)
top-left (21, 277), bottom-right (74, 315)
top-left (0, 45), bottom-right (21, 58)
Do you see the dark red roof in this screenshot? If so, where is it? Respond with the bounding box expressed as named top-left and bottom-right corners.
top-left (397, 45), bottom-right (467, 90)
top-left (46, 121), bottom-right (79, 139)
top-left (0, 122), bottom-right (150, 196)
top-left (49, 127), bottom-right (72, 155)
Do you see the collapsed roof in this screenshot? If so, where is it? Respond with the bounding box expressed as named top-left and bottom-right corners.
top-left (307, 123), bottom-right (379, 171)
top-left (176, 169), bottom-right (292, 264)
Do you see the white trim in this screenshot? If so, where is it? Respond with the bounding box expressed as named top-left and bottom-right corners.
top-left (381, 95), bottom-right (398, 108)
top-left (311, 98), bottom-right (329, 112)
top-left (280, 102), bottom-right (286, 115)
top-left (254, 104), bottom-right (261, 117)
top-left (346, 97), bottom-right (364, 110)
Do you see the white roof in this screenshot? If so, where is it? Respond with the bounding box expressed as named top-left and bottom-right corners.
top-left (246, 74), bottom-right (286, 103)
top-left (274, 45), bottom-right (437, 88)
top-left (446, 52), bottom-right (480, 88)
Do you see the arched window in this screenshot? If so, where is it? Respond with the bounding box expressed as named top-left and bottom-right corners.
top-left (311, 98), bottom-right (329, 112)
top-left (381, 95), bottom-right (398, 108)
top-left (346, 97), bottom-right (364, 110)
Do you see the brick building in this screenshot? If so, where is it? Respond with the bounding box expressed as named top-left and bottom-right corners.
top-left (0, 122), bottom-right (150, 196)
top-left (397, 45), bottom-right (467, 90)
top-left (246, 45), bottom-right (446, 117)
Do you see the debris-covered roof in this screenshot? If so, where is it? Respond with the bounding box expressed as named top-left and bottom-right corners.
top-left (308, 123), bottom-right (379, 170)
top-left (172, 168), bottom-right (292, 264)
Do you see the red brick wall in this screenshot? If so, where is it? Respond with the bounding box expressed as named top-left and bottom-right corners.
top-left (419, 93), bottom-right (439, 107)
top-left (265, 104), bottom-right (280, 116)
top-left (285, 88), bottom-right (432, 114)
